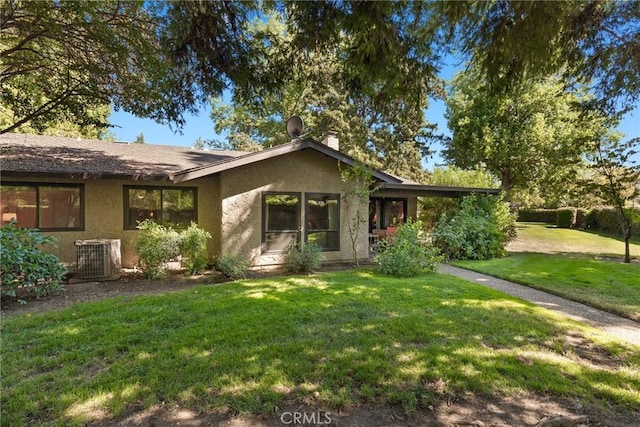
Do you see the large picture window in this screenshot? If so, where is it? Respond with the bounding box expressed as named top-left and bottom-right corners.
top-left (0, 183), bottom-right (83, 230)
top-left (125, 186), bottom-right (196, 229)
top-left (305, 193), bottom-right (340, 251)
top-left (262, 193), bottom-right (300, 253)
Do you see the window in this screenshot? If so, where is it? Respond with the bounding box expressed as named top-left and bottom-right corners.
top-left (369, 198), bottom-right (407, 230)
top-left (262, 193), bottom-right (300, 252)
top-left (0, 183), bottom-right (83, 230)
top-left (125, 186), bottom-right (196, 229)
top-left (306, 193), bottom-right (340, 251)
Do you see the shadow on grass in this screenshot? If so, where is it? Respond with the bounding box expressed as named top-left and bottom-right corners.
top-left (2, 270), bottom-right (638, 426)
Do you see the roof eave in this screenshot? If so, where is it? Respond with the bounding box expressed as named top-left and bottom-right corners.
top-left (374, 183), bottom-right (501, 198)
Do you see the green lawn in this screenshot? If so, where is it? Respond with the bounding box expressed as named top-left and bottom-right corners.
top-left (454, 253), bottom-right (640, 321)
top-left (3, 270), bottom-right (639, 426)
top-left (506, 222), bottom-right (640, 258)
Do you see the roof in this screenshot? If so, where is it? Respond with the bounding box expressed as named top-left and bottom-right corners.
top-left (171, 138), bottom-right (404, 184)
top-left (374, 182), bottom-right (500, 198)
top-left (0, 133), bottom-right (499, 197)
top-left (0, 133), bottom-right (245, 181)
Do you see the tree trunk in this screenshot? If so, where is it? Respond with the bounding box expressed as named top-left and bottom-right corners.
top-left (501, 170), bottom-right (511, 200)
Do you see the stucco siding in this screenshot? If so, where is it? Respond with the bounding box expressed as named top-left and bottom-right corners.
top-left (5, 176), bottom-right (219, 269)
top-left (219, 150), bottom-right (369, 266)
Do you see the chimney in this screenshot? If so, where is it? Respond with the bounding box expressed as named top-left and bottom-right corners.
top-left (321, 130), bottom-right (339, 151)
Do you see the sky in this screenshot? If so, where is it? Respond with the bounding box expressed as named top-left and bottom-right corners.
top-left (109, 75), bottom-right (640, 171)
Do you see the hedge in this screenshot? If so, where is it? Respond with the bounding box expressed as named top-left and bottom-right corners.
top-left (516, 209), bottom-right (558, 224)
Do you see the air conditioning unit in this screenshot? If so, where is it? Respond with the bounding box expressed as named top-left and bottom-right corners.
top-left (75, 239), bottom-right (122, 280)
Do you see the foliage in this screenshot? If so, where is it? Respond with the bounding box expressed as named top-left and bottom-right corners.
top-left (207, 14), bottom-right (435, 182)
top-left (340, 161), bottom-right (374, 266)
top-left (0, 221), bottom-right (65, 299)
top-left (433, 194), bottom-right (516, 260)
top-left (420, 166), bottom-right (499, 229)
top-left (135, 220), bottom-right (181, 279)
top-left (585, 207), bottom-right (640, 239)
top-left (0, 1), bottom-right (194, 135)
top-left (374, 220), bottom-right (442, 277)
top-left (214, 254), bottom-right (250, 280)
top-left (444, 67), bottom-right (606, 199)
top-left (179, 222), bottom-right (212, 275)
top-left (284, 242), bottom-right (324, 274)
top-left (517, 209), bottom-right (559, 224)
top-left (556, 209), bottom-right (577, 229)
top-left (436, 1), bottom-right (640, 114)
top-left (585, 134), bottom-right (640, 262)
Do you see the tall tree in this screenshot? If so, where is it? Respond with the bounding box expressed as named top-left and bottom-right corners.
top-left (0, 0), bottom-right (198, 135)
top-left (444, 68), bottom-right (603, 198)
top-left (208, 14), bottom-right (439, 182)
top-left (436, 1), bottom-right (640, 114)
top-left (586, 134), bottom-right (640, 263)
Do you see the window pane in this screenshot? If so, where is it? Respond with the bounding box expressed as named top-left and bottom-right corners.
top-left (128, 188), bottom-right (161, 227)
top-left (263, 194), bottom-right (300, 252)
top-left (1, 186), bottom-right (36, 228)
top-left (306, 194), bottom-right (339, 250)
top-left (39, 186), bottom-right (81, 229)
top-left (265, 194), bottom-right (299, 231)
top-left (162, 189), bottom-right (195, 228)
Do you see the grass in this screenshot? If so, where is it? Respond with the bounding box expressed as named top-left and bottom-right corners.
top-left (454, 253), bottom-right (640, 321)
top-left (2, 270), bottom-right (639, 426)
top-left (507, 222), bottom-right (640, 258)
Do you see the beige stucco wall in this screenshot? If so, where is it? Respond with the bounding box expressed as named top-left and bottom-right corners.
top-left (5, 176), bottom-right (219, 269)
top-left (7, 150), bottom-right (406, 271)
top-left (218, 150), bottom-right (370, 266)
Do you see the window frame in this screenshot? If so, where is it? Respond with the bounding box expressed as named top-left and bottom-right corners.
top-left (261, 191), bottom-right (301, 253)
top-left (0, 182), bottom-right (84, 231)
top-left (123, 185), bottom-right (198, 230)
top-left (304, 192), bottom-right (340, 252)
top-left (369, 197), bottom-right (408, 230)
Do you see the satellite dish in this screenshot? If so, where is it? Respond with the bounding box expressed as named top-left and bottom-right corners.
top-left (286, 116), bottom-right (304, 139)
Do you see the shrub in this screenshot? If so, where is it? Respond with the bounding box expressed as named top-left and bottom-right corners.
top-left (179, 222), bottom-right (212, 274)
top-left (135, 220), bottom-right (182, 279)
top-left (556, 208), bottom-right (576, 228)
top-left (285, 242), bottom-right (324, 273)
top-left (0, 222), bottom-right (66, 299)
top-left (432, 194), bottom-right (516, 260)
top-left (516, 209), bottom-right (557, 223)
top-left (374, 220), bottom-right (442, 277)
top-left (215, 254), bottom-right (250, 280)
top-left (585, 206), bottom-right (640, 237)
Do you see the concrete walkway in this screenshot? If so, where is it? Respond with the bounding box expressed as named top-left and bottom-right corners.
top-left (439, 264), bottom-right (640, 347)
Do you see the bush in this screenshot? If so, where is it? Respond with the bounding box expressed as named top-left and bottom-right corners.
top-left (516, 209), bottom-right (557, 223)
top-left (556, 208), bottom-right (576, 228)
top-left (432, 194), bottom-right (516, 260)
top-left (0, 222), bottom-right (66, 299)
top-left (135, 220), bottom-right (182, 279)
top-left (215, 254), bottom-right (250, 280)
top-left (585, 206), bottom-right (640, 237)
top-left (179, 222), bottom-right (212, 274)
top-left (374, 220), bottom-right (442, 277)
top-left (285, 242), bottom-right (324, 273)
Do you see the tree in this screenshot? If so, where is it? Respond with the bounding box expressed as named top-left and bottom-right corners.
top-left (134, 132), bottom-right (145, 144)
top-left (340, 161), bottom-right (374, 266)
top-left (586, 134), bottom-right (640, 263)
top-left (436, 1), bottom-right (640, 114)
top-left (444, 67), bottom-right (604, 199)
top-left (208, 14), bottom-right (438, 182)
top-left (0, 0), bottom-right (197, 135)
